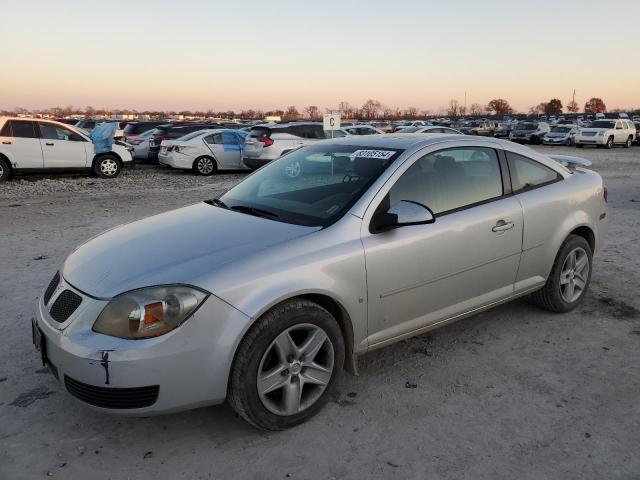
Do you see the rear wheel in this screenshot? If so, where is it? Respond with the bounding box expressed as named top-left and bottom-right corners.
top-left (193, 156), bottom-right (216, 176)
top-left (93, 155), bottom-right (121, 179)
top-left (624, 136), bottom-right (633, 148)
top-left (228, 299), bottom-right (345, 430)
top-left (530, 234), bottom-right (592, 313)
top-left (0, 156), bottom-right (11, 182)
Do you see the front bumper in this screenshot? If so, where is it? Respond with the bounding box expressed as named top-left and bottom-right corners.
top-left (34, 276), bottom-right (252, 415)
top-left (575, 136), bottom-right (606, 145)
top-left (542, 137), bottom-right (570, 144)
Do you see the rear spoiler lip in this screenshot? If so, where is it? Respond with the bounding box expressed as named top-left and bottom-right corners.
top-left (548, 155), bottom-right (592, 170)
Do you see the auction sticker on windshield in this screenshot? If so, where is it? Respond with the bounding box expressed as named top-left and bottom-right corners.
top-left (350, 150), bottom-right (397, 160)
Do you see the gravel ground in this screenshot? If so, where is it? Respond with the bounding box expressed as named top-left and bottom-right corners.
top-left (1, 146), bottom-right (639, 480)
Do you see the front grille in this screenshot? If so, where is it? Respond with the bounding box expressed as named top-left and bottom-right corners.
top-left (64, 376), bottom-right (159, 409)
top-left (43, 272), bottom-right (60, 306)
top-left (49, 290), bottom-right (82, 323)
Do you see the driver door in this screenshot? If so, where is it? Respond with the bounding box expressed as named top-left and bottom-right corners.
top-left (38, 122), bottom-right (89, 168)
top-left (361, 145), bottom-right (523, 348)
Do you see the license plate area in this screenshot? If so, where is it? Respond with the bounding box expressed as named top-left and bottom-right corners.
top-left (32, 319), bottom-right (48, 366)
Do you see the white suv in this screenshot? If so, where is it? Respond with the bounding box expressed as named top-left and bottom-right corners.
top-left (0, 117), bottom-right (133, 182)
top-left (242, 122), bottom-right (348, 169)
top-left (575, 119), bottom-right (636, 149)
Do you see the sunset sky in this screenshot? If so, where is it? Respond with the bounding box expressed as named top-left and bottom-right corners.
top-left (2, 0), bottom-right (638, 113)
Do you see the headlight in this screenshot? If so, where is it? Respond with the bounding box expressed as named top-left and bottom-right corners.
top-left (93, 286), bottom-right (209, 339)
top-left (597, 131), bottom-right (605, 136)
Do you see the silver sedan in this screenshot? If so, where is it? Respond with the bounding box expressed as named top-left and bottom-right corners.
top-left (33, 135), bottom-right (608, 430)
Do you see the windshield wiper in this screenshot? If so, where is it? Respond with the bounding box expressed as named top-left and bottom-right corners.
top-left (205, 198), bottom-right (229, 209)
top-left (230, 205), bottom-right (279, 219)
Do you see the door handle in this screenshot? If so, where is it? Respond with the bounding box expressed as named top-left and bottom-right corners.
top-left (45, 143), bottom-right (54, 146)
top-left (2, 141), bottom-right (11, 144)
top-left (492, 220), bottom-right (514, 233)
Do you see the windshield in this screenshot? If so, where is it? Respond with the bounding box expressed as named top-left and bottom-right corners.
top-left (589, 121), bottom-right (615, 129)
top-left (516, 123), bottom-right (537, 131)
top-left (551, 126), bottom-right (572, 133)
top-left (218, 144), bottom-right (403, 227)
top-left (395, 127), bottom-right (421, 133)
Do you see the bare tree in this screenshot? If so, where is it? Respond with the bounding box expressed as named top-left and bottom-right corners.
top-left (361, 99), bottom-right (382, 120)
top-left (469, 103), bottom-right (485, 116)
top-left (303, 106), bottom-right (320, 120)
top-left (283, 106), bottom-right (300, 121)
top-left (447, 99), bottom-right (460, 118)
top-left (566, 100), bottom-right (579, 113)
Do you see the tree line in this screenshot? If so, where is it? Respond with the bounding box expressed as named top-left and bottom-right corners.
top-left (3, 97), bottom-right (637, 120)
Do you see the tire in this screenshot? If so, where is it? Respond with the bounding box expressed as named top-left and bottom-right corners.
top-left (192, 156), bottom-right (216, 176)
top-left (0, 156), bottom-right (11, 182)
top-left (228, 299), bottom-right (345, 431)
top-left (576, 143), bottom-right (584, 148)
top-left (93, 154), bottom-right (121, 179)
top-left (531, 135), bottom-right (539, 145)
top-left (624, 136), bottom-right (633, 148)
top-left (564, 138), bottom-right (572, 146)
top-left (529, 234), bottom-right (593, 313)
top-left (605, 136), bottom-right (614, 149)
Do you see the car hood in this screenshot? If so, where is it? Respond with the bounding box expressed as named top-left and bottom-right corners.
top-left (62, 203), bottom-right (318, 298)
top-left (546, 132), bottom-right (569, 138)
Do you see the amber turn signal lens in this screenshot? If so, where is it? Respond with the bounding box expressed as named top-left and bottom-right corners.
top-left (144, 302), bottom-right (163, 325)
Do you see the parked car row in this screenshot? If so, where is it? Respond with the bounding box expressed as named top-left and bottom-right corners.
top-left (0, 115), bottom-right (637, 183)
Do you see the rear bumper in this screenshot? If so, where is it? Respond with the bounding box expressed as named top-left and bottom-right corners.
top-left (243, 157), bottom-right (272, 170)
top-left (158, 152), bottom-right (194, 170)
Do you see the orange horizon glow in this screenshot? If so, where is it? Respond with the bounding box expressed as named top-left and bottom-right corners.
top-left (2, 0), bottom-right (638, 114)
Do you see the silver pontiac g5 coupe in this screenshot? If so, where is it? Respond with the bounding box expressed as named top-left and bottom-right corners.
top-left (33, 135), bottom-right (608, 430)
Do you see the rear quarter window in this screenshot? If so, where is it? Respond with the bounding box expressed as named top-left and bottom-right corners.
top-left (507, 151), bottom-right (561, 193)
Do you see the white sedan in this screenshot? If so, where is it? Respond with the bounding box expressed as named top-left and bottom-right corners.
top-left (158, 129), bottom-right (249, 175)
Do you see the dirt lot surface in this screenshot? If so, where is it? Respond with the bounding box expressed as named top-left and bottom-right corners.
top-left (1, 146), bottom-right (639, 479)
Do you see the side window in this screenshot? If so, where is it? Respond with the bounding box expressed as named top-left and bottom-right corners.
top-left (388, 147), bottom-right (503, 215)
top-left (615, 121), bottom-right (622, 130)
top-left (0, 121), bottom-right (12, 137)
top-left (221, 132), bottom-right (239, 145)
top-left (6, 120), bottom-right (38, 138)
top-left (506, 151), bottom-right (561, 193)
top-left (325, 129), bottom-right (346, 138)
top-left (205, 133), bottom-right (224, 144)
top-left (39, 123), bottom-right (84, 141)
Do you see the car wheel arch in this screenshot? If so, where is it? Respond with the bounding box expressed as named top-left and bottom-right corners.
top-left (232, 292), bottom-right (358, 376)
top-left (93, 152), bottom-right (123, 167)
top-left (569, 225), bottom-right (595, 253)
top-left (0, 152), bottom-right (13, 173)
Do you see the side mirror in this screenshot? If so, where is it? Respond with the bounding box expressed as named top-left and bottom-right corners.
top-left (371, 200), bottom-right (435, 233)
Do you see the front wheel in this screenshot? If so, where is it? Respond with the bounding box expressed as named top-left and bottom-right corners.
top-left (228, 299), bottom-right (345, 430)
top-left (529, 234), bottom-right (592, 313)
top-left (605, 136), bottom-right (614, 149)
top-left (193, 156), bottom-right (216, 176)
top-left (93, 155), bottom-right (121, 179)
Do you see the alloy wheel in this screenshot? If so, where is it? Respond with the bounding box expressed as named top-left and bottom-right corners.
top-left (257, 323), bottom-right (334, 416)
top-left (559, 247), bottom-right (589, 303)
top-left (100, 158), bottom-right (118, 176)
top-left (197, 157), bottom-right (214, 175)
